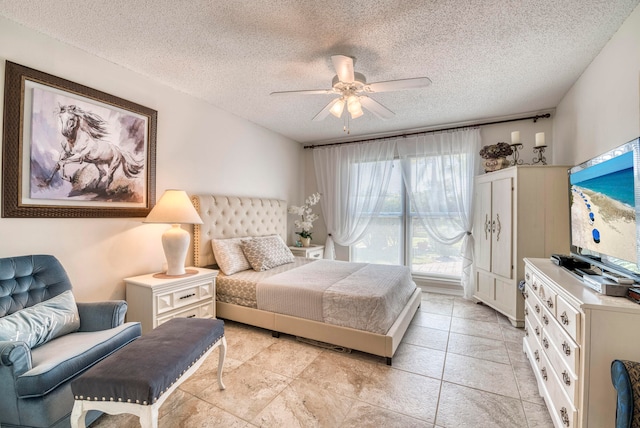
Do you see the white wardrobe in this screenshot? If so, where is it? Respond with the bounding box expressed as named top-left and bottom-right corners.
top-left (473, 165), bottom-right (570, 326)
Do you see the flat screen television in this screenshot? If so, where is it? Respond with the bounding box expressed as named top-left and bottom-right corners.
top-left (568, 137), bottom-right (640, 279)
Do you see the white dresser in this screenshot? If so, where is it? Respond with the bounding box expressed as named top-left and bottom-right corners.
top-left (125, 268), bottom-right (218, 334)
top-left (523, 258), bottom-right (640, 428)
top-left (473, 165), bottom-right (569, 326)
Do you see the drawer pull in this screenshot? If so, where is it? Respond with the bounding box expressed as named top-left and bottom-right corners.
top-left (542, 314), bottom-right (549, 326)
top-left (534, 350), bottom-right (540, 362)
top-left (187, 314), bottom-right (196, 318)
top-left (524, 327), bottom-right (529, 337)
top-left (562, 370), bottom-right (571, 386)
top-left (546, 298), bottom-right (554, 309)
top-left (560, 311), bottom-right (570, 326)
top-left (542, 337), bottom-right (549, 349)
top-left (535, 326), bottom-right (540, 336)
top-left (524, 307), bottom-right (528, 316)
top-left (526, 272), bottom-right (530, 281)
top-left (312, 253), bottom-right (320, 258)
top-left (535, 304), bottom-right (540, 314)
top-left (541, 367), bottom-right (548, 381)
top-left (562, 341), bottom-right (572, 357)
top-left (524, 290), bottom-right (529, 300)
top-left (532, 282), bottom-right (538, 292)
top-left (179, 293), bottom-right (196, 300)
top-left (560, 407), bottom-right (570, 427)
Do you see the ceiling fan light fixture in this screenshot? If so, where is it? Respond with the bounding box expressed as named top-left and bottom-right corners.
top-left (329, 98), bottom-right (345, 118)
top-left (347, 95), bottom-right (363, 119)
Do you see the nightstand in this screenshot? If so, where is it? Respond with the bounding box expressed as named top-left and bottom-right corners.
top-left (124, 267), bottom-right (218, 334)
top-left (289, 245), bottom-right (324, 259)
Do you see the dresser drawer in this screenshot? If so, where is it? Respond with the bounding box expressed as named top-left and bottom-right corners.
top-left (525, 283), bottom-right (544, 324)
top-left (556, 294), bottom-right (581, 343)
top-left (537, 280), bottom-right (558, 316)
top-left (526, 299), bottom-right (543, 342)
top-left (524, 328), bottom-right (543, 370)
top-left (156, 281), bottom-right (214, 315)
top-left (157, 300), bottom-right (215, 325)
top-left (544, 336), bottom-right (579, 403)
top-left (536, 346), bottom-right (578, 428)
top-left (544, 313), bottom-right (580, 376)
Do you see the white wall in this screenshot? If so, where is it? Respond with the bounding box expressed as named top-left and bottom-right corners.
top-left (0, 17), bottom-right (303, 302)
top-left (554, 3), bottom-right (640, 165)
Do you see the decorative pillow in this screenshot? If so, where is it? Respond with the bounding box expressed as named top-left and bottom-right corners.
top-left (211, 237), bottom-right (251, 275)
top-left (0, 290), bottom-right (80, 349)
top-left (241, 235), bottom-right (295, 271)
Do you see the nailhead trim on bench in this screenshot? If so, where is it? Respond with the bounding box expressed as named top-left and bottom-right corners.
top-left (73, 332), bottom-right (223, 405)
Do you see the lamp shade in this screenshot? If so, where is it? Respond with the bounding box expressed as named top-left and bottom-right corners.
top-left (144, 190), bottom-right (203, 225)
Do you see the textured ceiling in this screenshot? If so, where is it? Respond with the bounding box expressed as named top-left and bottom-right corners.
top-left (0, 1), bottom-right (638, 144)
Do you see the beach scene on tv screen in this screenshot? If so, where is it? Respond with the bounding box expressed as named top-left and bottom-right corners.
top-left (570, 151), bottom-right (636, 264)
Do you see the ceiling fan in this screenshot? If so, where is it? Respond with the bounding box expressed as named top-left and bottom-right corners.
top-left (270, 55), bottom-right (432, 122)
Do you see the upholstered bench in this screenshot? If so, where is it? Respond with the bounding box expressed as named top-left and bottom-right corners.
top-left (69, 317), bottom-right (226, 428)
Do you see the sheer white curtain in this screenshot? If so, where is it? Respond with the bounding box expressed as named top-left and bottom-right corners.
top-left (313, 140), bottom-right (397, 259)
top-left (397, 128), bottom-right (481, 298)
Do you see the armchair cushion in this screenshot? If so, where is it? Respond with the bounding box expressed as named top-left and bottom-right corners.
top-left (15, 322), bottom-right (141, 398)
top-left (0, 290), bottom-right (79, 348)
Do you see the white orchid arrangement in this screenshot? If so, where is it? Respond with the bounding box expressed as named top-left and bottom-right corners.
top-left (288, 192), bottom-right (320, 239)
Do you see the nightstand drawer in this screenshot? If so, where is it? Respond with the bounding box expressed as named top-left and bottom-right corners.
top-left (157, 300), bottom-right (215, 325)
top-left (156, 281), bottom-right (214, 315)
top-left (289, 245), bottom-right (325, 259)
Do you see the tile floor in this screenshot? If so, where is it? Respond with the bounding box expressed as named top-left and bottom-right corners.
top-left (91, 293), bottom-right (554, 427)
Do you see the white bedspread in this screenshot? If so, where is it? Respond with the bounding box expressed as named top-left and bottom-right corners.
top-left (255, 259), bottom-right (416, 334)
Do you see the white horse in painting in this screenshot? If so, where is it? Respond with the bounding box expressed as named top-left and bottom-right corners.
top-left (46, 104), bottom-right (143, 190)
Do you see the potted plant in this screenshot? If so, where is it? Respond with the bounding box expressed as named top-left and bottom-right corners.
top-left (288, 192), bottom-right (320, 247)
top-left (479, 142), bottom-right (513, 172)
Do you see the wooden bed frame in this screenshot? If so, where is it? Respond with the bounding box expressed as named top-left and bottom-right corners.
top-left (191, 194), bottom-right (422, 364)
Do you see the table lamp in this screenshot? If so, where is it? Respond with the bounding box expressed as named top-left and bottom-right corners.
top-left (144, 189), bottom-right (203, 275)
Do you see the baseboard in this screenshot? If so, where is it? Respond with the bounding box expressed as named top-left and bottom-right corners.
top-left (414, 277), bottom-right (464, 296)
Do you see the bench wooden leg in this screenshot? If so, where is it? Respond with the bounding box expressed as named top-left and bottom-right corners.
top-left (139, 405), bottom-right (159, 428)
top-left (70, 401), bottom-right (87, 428)
top-left (218, 336), bottom-right (227, 390)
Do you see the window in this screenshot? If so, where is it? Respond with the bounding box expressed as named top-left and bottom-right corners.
top-left (351, 160), bottom-right (463, 279)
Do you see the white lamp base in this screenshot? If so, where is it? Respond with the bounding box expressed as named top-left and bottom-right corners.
top-left (161, 224), bottom-right (190, 276)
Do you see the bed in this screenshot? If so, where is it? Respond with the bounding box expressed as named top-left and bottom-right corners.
top-left (191, 194), bottom-right (422, 364)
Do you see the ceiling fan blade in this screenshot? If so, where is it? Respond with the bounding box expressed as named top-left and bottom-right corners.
top-left (331, 55), bottom-right (355, 83)
top-left (364, 77), bottom-right (432, 93)
top-left (359, 96), bottom-right (395, 120)
top-left (312, 98), bottom-right (341, 121)
top-left (270, 89), bottom-right (335, 96)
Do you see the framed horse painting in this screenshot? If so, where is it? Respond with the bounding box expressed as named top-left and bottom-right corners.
top-left (1, 61), bottom-right (157, 217)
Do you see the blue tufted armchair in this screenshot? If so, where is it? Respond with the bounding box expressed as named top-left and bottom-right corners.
top-left (0, 255), bottom-right (141, 428)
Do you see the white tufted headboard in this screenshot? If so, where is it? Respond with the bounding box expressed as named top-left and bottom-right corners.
top-left (191, 195), bottom-right (288, 267)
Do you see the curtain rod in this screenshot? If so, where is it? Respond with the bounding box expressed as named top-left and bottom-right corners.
top-left (303, 113), bottom-right (551, 149)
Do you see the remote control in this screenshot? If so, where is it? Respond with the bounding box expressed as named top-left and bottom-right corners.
top-left (602, 271), bottom-right (635, 284)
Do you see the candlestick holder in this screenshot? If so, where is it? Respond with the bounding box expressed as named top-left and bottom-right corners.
top-left (509, 143), bottom-right (524, 166)
top-left (532, 145), bottom-right (547, 165)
